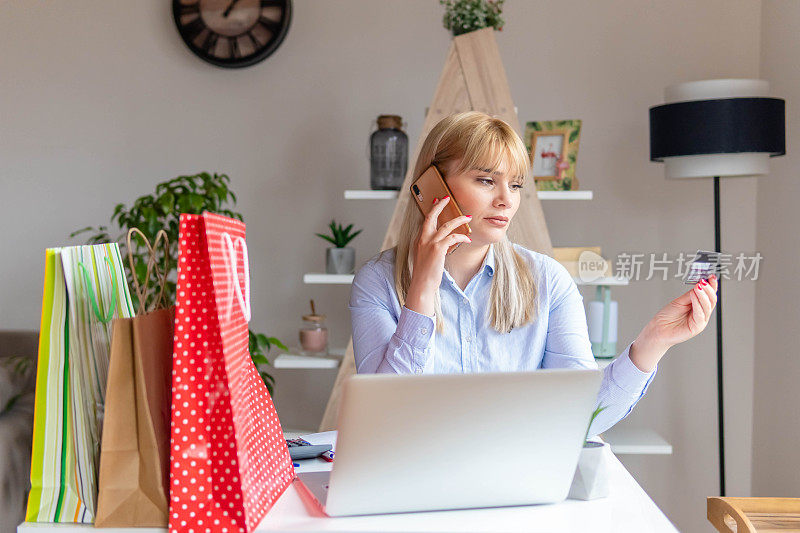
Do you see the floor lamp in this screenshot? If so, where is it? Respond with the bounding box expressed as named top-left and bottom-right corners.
top-left (648, 79), bottom-right (785, 496)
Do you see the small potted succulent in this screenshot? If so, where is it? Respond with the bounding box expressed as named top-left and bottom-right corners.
top-left (568, 406), bottom-right (611, 500)
top-left (316, 220), bottom-right (362, 274)
top-left (440, 0), bottom-right (505, 37)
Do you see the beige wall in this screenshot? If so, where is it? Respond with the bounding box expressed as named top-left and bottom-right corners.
top-left (0, 1), bottom-right (773, 531)
top-left (753, 0), bottom-right (800, 499)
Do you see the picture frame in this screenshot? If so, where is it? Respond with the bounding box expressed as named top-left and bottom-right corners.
top-left (524, 120), bottom-right (582, 191)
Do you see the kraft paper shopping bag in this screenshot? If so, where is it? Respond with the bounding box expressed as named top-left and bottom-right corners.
top-left (96, 229), bottom-right (174, 527)
top-left (168, 213), bottom-right (293, 533)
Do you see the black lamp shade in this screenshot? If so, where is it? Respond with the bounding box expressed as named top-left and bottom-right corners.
top-left (649, 97), bottom-right (785, 161)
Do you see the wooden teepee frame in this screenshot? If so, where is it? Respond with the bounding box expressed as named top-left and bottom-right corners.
top-left (319, 28), bottom-right (554, 431)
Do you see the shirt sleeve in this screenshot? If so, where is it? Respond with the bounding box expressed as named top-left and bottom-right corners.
top-left (539, 258), bottom-right (657, 436)
top-left (349, 260), bottom-right (435, 374)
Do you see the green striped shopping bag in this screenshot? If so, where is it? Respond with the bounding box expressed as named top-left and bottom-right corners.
top-left (26, 243), bottom-right (135, 523)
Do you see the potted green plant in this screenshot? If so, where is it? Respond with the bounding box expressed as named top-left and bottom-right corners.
top-left (568, 405), bottom-right (610, 500)
top-left (440, 0), bottom-right (505, 36)
top-left (315, 220), bottom-right (362, 274)
top-left (71, 172), bottom-right (285, 394)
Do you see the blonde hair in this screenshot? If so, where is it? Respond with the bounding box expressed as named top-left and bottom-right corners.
top-left (393, 111), bottom-right (538, 334)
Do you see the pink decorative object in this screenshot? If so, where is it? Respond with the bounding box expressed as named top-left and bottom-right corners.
top-left (299, 299), bottom-right (328, 356)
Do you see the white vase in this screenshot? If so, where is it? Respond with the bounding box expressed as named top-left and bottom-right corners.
top-left (568, 441), bottom-right (611, 500)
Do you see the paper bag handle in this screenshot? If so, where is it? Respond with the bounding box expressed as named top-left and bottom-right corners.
top-left (79, 256), bottom-right (118, 323)
top-left (126, 228), bottom-right (170, 315)
top-left (221, 232), bottom-right (251, 323)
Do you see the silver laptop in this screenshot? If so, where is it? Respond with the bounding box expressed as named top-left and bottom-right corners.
top-left (296, 369), bottom-right (602, 517)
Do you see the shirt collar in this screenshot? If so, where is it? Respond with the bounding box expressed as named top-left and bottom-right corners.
top-left (441, 244), bottom-right (496, 289)
top-left (481, 244), bottom-right (495, 277)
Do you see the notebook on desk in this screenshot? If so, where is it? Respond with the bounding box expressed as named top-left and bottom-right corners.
top-left (294, 369), bottom-right (602, 517)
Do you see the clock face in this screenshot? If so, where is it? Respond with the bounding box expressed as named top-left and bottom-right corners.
top-left (173, 0), bottom-right (292, 68)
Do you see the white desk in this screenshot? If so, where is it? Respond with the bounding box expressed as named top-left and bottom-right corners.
top-left (19, 432), bottom-right (677, 533)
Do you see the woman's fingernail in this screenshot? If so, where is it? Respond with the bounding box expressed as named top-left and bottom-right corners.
top-left (466, 215), bottom-right (472, 218)
top-left (443, 195), bottom-right (450, 200)
top-left (701, 279), bottom-right (707, 285)
top-left (433, 197), bottom-right (438, 204)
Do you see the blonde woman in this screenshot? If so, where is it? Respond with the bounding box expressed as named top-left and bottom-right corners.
top-left (349, 112), bottom-right (718, 434)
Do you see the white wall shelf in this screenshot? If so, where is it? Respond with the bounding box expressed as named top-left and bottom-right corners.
top-left (536, 190), bottom-right (593, 200)
top-left (273, 347), bottom-right (346, 369)
top-left (274, 354), bottom-right (340, 369)
top-left (602, 428), bottom-right (673, 455)
top-left (344, 189), bottom-right (593, 201)
top-left (344, 190), bottom-right (399, 199)
top-left (304, 273), bottom-right (628, 287)
top-left (303, 273), bottom-right (355, 284)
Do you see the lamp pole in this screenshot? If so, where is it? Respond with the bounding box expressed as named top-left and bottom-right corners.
top-left (713, 176), bottom-right (725, 496)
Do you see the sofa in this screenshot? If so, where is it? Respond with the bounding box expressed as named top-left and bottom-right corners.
top-left (0, 330), bottom-right (38, 533)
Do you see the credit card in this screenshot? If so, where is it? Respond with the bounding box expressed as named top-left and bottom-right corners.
top-left (684, 250), bottom-right (721, 284)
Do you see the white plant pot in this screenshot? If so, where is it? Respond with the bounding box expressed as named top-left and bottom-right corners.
top-left (568, 441), bottom-right (611, 500)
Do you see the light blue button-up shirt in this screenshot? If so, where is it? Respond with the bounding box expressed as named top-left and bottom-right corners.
top-left (349, 244), bottom-right (657, 435)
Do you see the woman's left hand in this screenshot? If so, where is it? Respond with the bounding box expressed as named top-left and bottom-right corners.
top-left (646, 275), bottom-right (719, 349)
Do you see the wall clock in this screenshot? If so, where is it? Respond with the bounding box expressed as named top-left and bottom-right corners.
top-left (173, 0), bottom-right (292, 68)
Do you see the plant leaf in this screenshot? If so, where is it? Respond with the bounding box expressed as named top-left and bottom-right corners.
top-left (267, 336), bottom-right (288, 352)
top-left (344, 228), bottom-right (362, 245)
top-left (255, 333), bottom-right (270, 352)
top-left (69, 226), bottom-right (93, 238)
top-left (157, 192), bottom-right (175, 214)
top-left (251, 352), bottom-right (270, 366)
top-left (315, 233), bottom-right (337, 246)
top-left (584, 405), bottom-right (607, 445)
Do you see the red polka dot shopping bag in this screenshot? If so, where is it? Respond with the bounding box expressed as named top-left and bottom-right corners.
top-left (169, 213), bottom-right (294, 533)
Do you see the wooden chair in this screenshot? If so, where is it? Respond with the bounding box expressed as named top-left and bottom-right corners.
top-left (707, 497), bottom-right (800, 532)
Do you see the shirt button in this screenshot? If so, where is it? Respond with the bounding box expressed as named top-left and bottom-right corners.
top-left (415, 368), bottom-right (423, 374)
top-left (463, 297), bottom-right (469, 305)
top-left (420, 328), bottom-right (428, 335)
top-left (465, 336), bottom-right (472, 343)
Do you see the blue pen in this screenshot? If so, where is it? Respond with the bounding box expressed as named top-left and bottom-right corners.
top-left (293, 462), bottom-right (300, 468)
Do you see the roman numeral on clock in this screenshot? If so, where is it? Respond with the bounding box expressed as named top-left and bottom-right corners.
top-left (179, 2), bottom-right (200, 16)
top-left (202, 31), bottom-right (219, 54)
top-left (246, 31), bottom-right (261, 49)
top-left (183, 16), bottom-right (205, 41)
top-left (229, 37), bottom-right (241, 59)
top-left (257, 15), bottom-right (280, 35)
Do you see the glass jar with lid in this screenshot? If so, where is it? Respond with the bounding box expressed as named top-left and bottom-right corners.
top-left (370, 114), bottom-right (408, 190)
top-left (299, 312), bottom-right (328, 357)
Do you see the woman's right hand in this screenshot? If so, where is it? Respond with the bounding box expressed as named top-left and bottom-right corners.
top-left (405, 196), bottom-right (472, 317)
